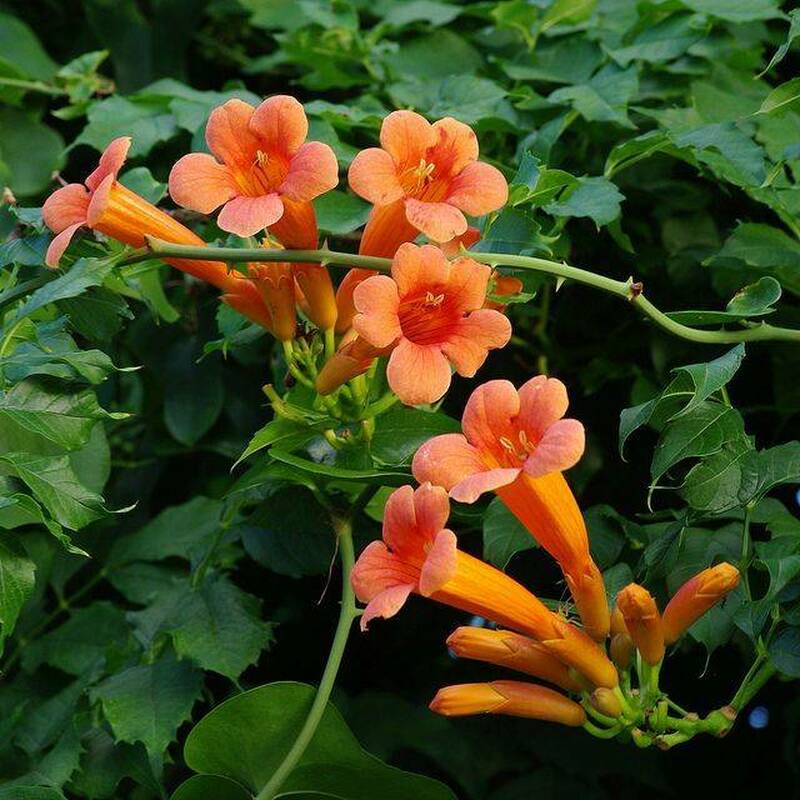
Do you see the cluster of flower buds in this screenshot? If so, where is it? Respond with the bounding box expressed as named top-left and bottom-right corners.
top-left (352, 376), bottom-right (742, 747)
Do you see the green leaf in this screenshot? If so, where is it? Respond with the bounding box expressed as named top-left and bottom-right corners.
top-left (0, 108), bottom-right (65, 197)
top-left (383, 30), bottom-right (483, 80)
top-left (0, 531), bottom-right (36, 647)
top-left (585, 505), bottom-right (630, 569)
top-left (235, 417), bottom-right (321, 468)
top-left (269, 449), bottom-right (409, 485)
top-left (179, 682), bottom-right (457, 800)
top-left (681, 436), bottom-right (754, 514)
top-left (90, 652), bottom-right (203, 760)
top-left (758, 77), bottom-right (800, 117)
top-left (547, 65), bottom-right (638, 128)
top-left (0, 452), bottom-right (105, 531)
top-left (608, 14), bottom-right (707, 67)
top-left (544, 176), bottom-right (624, 227)
top-left (0, 12), bottom-right (58, 81)
top-left (738, 441), bottom-right (800, 505)
top-left (483, 497), bottom-right (536, 569)
top-left (172, 775), bottom-right (250, 800)
top-left (371, 407), bottom-right (460, 467)
top-left (119, 166), bottom-right (166, 203)
top-left (315, 191), bottom-right (371, 235)
top-left (726, 277), bottom-right (782, 317)
top-left (760, 8), bottom-right (800, 75)
top-left (680, 0), bottom-right (784, 23)
top-left (675, 123), bottom-right (766, 187)
top-left (769, 627), bottom-right (800, 677)
top-left (380, 0), bottom-right (461, 28)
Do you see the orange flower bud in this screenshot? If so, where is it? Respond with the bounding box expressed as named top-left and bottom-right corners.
top-left (610, 606), bottom-right (628, 636)
top-left (221, 282), bottom-right (274, 331)
top-left (662, 563), bottom-right (740, 645)
top-left (484, 273), bottom-right (524, 312)
top-left (541, 618), bottom-right (618, 689)
top-left (591, 687), bottom-right (622, 718)
top-left (616, 584), bottom-right (665, 666)
top-left (610, 632), bottom-right (634, 670)
top-left (446, 627), bottom-right (584, 693)
top-left (251, 261), bottom-right (296, 341)
top-left (315, 333), bottom-right (387, 395)
top-left (429, 680), bottom-right (586, 727)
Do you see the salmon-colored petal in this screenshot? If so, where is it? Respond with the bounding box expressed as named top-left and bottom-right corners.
top-left (413, 482), bottom-right (451, 538)
top-left (42, 183), bottom-right (90, 233)
top-left (45, 222), bottom-right (84, 268)
top-left (168, 153), bottom-right (237, 213)
top-left (450, 467), bottom-right (521, 504)
top-left (85, 174), bottom-right (114, 227)
top-left (405, 198), bottom-right (467, 243)
top-left (419, 529), bottom-right (458, 596)
top-left (361, 584), bottom-right (415, 631)
top-left (446, 162), bottom-right (509, 216)
top-left (462, 379), bottom-right (520, 453)
top-left (523, 419), bottom-right (585, 478)
top-left (441, 226), bottom-right (481, 258)
top-left (380, 110), bottom-right (435, 169)
top-left (517, 376), bottom-right (569, 441)
top-left (387, 339), bottom-right (452, 405)
top-left (444, 256), bottom-right (492, 312)
top-left (442, 310), bottom-right (512, 377)
top-left (353, 274), bottom-right (401, 348)
top-left (280, 141), bottom-right (339, 202)
top-left (351, 540), bottom-right (403, 601)
top-left (383, 484), bottom-right (423, 556)
top-left (217, 194), bottom-right (284, 237)
top-left (392, 242), bottom-right (450, 296)
top-left (206, 98), bottom-right (260, 170)
top-left (348, 148), bottom-right (404, 205)
top-left (431, 118), bottom-right (478, 176)
top-left (250, 95), bottom-right (308, 157)
top-left (85, 136), bottom-right (131, 191)
top-left (412, 433), bottom-right (486, 490)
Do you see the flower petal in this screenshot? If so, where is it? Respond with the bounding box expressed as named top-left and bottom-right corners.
top-left (217, 194), bottom-right (284, 237)
top-left (517, 375), bottom-right (569, 441)
top-left (522, 418), bottom-right (585, 478)
top-left (360, 584), bottom-right (415, 631)
top-left (382, 484), bottom-right (419, 555)
top-left (280, 141), bottom-right (339, 202)
top-left (444, 256), bottom-right (492, 312)
top-left (392, 242), bottom-right (450, 296)
top-left (353, 274), bottom-right (401, 348)
top-left (206, 98), bottom-right (260, 170)
top-left (413, 433), bottom-right (485, 489)
top-left (85, 136), bottom-right (131, 191)
top-left (387, 339), bottom-right (452, 405)
top-left (168, 153), bottom-right (237, 213)
top-left (45, 222), bottom-right (84, 268)
top-left (42, 183), bottom-right (90, 234)
top-left (250, 95), bottom-right (308, 157)
top-left (446, 161), bottom-right (509, 216)
top-left (380, 110), bottom-right (435, 169)
top-left (450, 467), bottom-right (521, 504)
top-left (412, 482), bottom-right (451, 539)
top-left (441, 309), bottom-right (512, 377)
top-left (404, 198), bottom-right (467, 242)
top-left (461, 379), bottom-right (520, 454)
top-left (419, 529), bottom-right (458, 596)
top-left (348, 147), bottom-right (404, 205)
top-left (431, 118), bottom-right (478, 176)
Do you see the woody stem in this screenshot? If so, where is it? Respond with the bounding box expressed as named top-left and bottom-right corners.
top-left (126, 239), bottom-right (800, 345)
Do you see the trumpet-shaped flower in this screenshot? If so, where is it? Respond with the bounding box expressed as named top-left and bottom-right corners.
top-left (662, 563), bottom-right (740, 645)
top-left (616, 584), bottom-right (664, 666)
top-left (412, 377), bottom-right (610, 639)
top-left (429, 680), bottom-right (586, 726)
top-left (351, 483), bottom-right (617, 687)
top-left (350, 243), bottom-right (511, 405)
top-left (336, 111), bottom-right (508, 332)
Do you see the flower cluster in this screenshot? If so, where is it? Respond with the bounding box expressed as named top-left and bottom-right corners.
top-left (352, 377), bottom-right (741, 741)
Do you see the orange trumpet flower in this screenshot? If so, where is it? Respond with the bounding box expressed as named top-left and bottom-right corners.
top-left (662, 563), bottom-right (740, 645)
top-left (336, 111), bottom-right (508, 332)
top-left (616, 584), bottom-right (665, 666)
top-left (351, 483), bottom-right (617, 687)
top-left (412, 377), bottom-right (610, 640)
top-left (429, 681), bottom-right (586, 726)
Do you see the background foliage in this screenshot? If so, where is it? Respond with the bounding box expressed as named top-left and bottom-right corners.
top-left (1, 0), bottom-right (800, 798)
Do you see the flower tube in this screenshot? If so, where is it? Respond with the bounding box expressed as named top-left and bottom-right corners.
top-left (412, 377), bottom-right (610, 640)
top-left (616, 584), bottom-right (664, 666)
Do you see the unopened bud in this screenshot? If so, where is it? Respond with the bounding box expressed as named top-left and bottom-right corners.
top-left (610, 632), bottom-right (634, 669)
top-left (591, 687), bottom-right (622, 718)
top-left (616, 584), bottom-right (665, 666)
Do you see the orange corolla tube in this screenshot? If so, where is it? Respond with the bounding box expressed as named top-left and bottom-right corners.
top-left (662, 563), bottom-right (740, 645)
top-left (315, 331), bottom-right (388, 395)
top-left (412, 377), bottom-right (611, 640)
top-left (336, 111), bottom-right (508, 332)
top-left (351, 483), bottom-right (617, 687)
top-left (250, 261), bottom-right (296, 342)
top-left (616, 584), bottom-right (665, 666)
top-left (429, 680), bottom-right (586, 726)
top-left (446, 627), bottom-right (585, 693)
top-left (221, 281), bottom-right (275, 331)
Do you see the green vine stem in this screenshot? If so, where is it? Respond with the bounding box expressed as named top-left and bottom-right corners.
top-left (255, 516), bottom-right (359, 800)
top-left (122, 239), bottom-right (800, 345)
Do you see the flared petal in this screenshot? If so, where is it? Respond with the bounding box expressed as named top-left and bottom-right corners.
top-left (250, 94), bottom-right (308, 157)
top-left (351, 540), bottom-right (414, 601)
top-left (450, 467), bottom-right (521, 504)
top-left (461, 379), bottom-right (520, 454)
top-left (522, 418), bottom-right (585, 478)
top-left (392, 242), bottom-right (450, 296)
top-left (446, 161), bottom-right (509, 215)
top-left (419, 529), bottom-right (458, 596)
top-left (441, 310), bottom-right (512, 377)
top-left (431, 117), bottom-right (479, 175)
top-left (168, 153), bottom-right (237, 213)
top-left (382, 484), bottom-right (420, 555)
top-left (206, 98), bottom-right (260, 170)
top-left (412, 433), bottom-right (487, 491)
top-left (386, 339), bottom-right (452, 405)
top-left (361, 584), bottom-right (415, 631)
top-left (353, 274), bottom-right (401, 348)
top-left (45, 222), bottom-right (84, 267)
top-left (405, 198), bottom-right (467, 242)
top-left (85, 136), bottom-right (131, 191)
top-left (42, 183), bottom-right (90, 234)
top-left (217, 194), bottom-right (284, 237)
top-left (380, 109), bottom-right (435, 168)
top-left (412, 481), bottom-right (451, 539)
top-left (280, 141), bottom-right (339, 202)
top-left (348, 147), bottom-right (404, 205)
top-left (443, 257), bottom-right (492, 312)
top-left (517, 376), bottom-right (569, 440)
